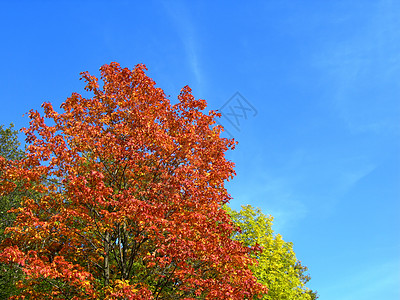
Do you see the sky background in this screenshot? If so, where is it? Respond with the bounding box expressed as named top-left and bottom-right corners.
top-left (1, 0), bottom-right (399, 299)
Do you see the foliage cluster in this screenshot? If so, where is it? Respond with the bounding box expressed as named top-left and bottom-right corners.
top-left (226, 206), bottom-right (318, 300)
top-left (0, 63), bottom-right (317, 299)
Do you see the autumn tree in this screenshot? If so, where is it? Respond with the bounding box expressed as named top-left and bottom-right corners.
top-left (0, 63), bottom-right (267, 299)
top-left (226, 205), bottom-right (318, 300)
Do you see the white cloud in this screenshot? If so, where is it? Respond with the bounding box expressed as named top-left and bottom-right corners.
top-left (320, 258), bottom-right (400, 300)
top-left (229, 168), bottom-right (309, 235)
top-left (161, 1), bottom-right (204, 92)
top-left (312, 1), bottom-right (400, 136)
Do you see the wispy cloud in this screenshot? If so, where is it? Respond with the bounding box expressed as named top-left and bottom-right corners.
top-left (232, 182), bottom-right (308, 235)
top-left (254, 177), bottom-right (308, 231)
top-left (312, 1), bottom-right (400, 136)
top-left (161, 1), bottom-right (204, 91)
top-left (336, 162), bottom-right (376, 193)
top-left (321, 257), bottom-right (400, 300)
top-left (228, 153), bottom-right (310, 234)
top-left (229, 145), bottom-right (379, 232)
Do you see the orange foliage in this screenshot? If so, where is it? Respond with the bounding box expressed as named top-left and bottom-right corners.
top-left (0, 63), bottom-right (266, 299)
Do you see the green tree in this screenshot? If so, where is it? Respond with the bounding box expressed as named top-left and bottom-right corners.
top-left (226, 205), bottom-right (318, 300)
top-left (0, 124), bottom-right (25, 299)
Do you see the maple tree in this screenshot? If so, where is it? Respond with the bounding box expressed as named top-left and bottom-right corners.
top-left (226, 205), bottom-right (318, 300)
top-left (0, 63), bottom-right (267, 299)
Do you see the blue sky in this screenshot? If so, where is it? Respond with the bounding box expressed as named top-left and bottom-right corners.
top-left (1, 1), bottom-right (399, 298)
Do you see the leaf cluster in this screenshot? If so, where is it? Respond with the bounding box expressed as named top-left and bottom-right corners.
top-left (226, 205), bottom-right (319, 300)
top-left (0, 63), bottom-right (266, 299)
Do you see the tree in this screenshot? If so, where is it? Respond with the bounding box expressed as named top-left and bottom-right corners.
top-left (0, 124), bottom-right (26, 299)
top-left (0, 63), bottom-right (267, 299)
top-left (0, 124), bottom-right (23, 161)
top-left (226, 205), bottom-right (318, 300)
top-left (0, 123), bottom-right (24, 234)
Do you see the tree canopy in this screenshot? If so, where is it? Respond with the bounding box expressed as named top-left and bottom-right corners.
top-left (0, 63), bottom-right (317, 300)
top-left (0, 124), bottom-right (26, 299)
top-left (0, 63), bottom-right (266, 299)
top-left (0, 123), bottom-right (24, 235)
top-left (226, 205), bottom-right (318, 300)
